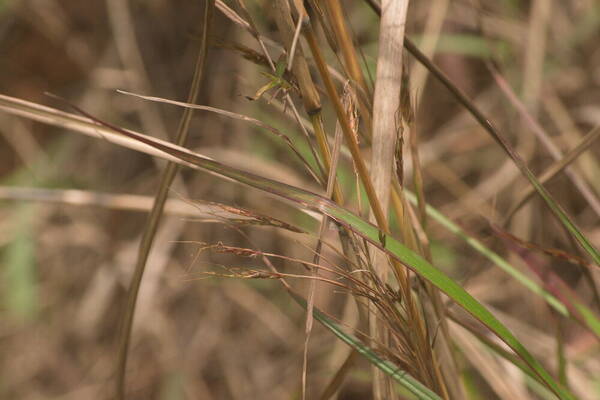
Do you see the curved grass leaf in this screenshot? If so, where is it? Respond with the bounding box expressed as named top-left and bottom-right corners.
top-left (403, 192), bottom-right (567, 312)
top-left (404, 190), bottom-right (600, 340)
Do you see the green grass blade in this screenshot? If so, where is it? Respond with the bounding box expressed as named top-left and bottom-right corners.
top-left (522, 168), bottom-right (600, 264)
top-left (289, 292), bottom-right (442, 400)
top-left (405, 190), bottom-right (600, 340)
top-left (403, 190), bottom-right (569, 316)
top-left (321, 207), bottom-right (573, 400)
top-left (575, 303), bottom-right (600, 339)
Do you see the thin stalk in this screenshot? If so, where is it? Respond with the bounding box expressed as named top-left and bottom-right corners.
top-left (272, 0), bottom-right (345, 204)
top-left (115, 1), bottom-right (215, 398)
top-left (226, 0), bottom-right (328, 182)
top-left (311, 113), bottom-right (345, 204)
top-left (303, 28), bottom-right (387, 236)
top-left (321, 0), bottom-right (373, 132)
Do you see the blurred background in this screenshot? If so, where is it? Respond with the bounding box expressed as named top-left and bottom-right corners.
top-left (0, 0), bottom-right (599, 399)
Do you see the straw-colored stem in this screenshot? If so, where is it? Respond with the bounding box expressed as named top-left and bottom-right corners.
top-left (303, 29), bottom-right (388, 235)
top-left (322, 0), bottom-right (373, 131)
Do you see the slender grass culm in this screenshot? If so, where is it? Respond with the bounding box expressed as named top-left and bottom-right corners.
top-left (0, 1), bottom-right (598, 399)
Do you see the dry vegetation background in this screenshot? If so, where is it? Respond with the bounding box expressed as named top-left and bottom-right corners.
top-left (0, 0), bottom-right (599, 399)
